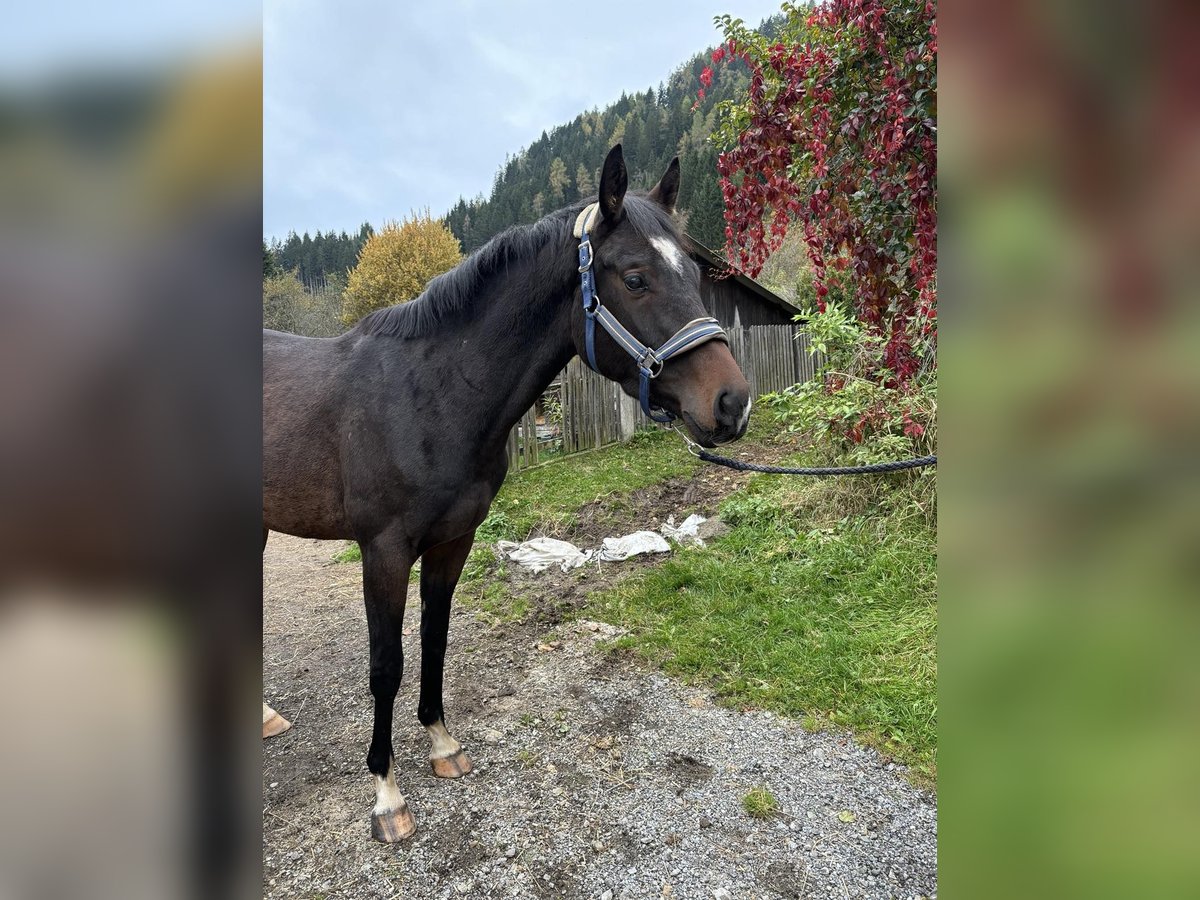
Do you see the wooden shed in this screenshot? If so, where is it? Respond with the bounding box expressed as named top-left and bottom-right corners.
top-left (688, 238), bottom-right (802, 328)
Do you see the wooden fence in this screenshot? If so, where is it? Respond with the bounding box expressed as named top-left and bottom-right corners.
top-left (505, 323), bottom-right (822, 471)
top-left (729, 323), bottom-right (823, 396)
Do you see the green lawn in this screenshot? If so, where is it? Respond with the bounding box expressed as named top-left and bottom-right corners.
top-left (480, 428), bottom-right (703, 541)
top-left (591, 469), bottom-right (937, 785)
top-left (486, 426), bottom-right (936, 786)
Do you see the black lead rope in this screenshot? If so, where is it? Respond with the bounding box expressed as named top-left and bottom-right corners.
top-left (674, 427), bottom-right (936, 476)
top-left (694, 450), bottom-right (937, 476)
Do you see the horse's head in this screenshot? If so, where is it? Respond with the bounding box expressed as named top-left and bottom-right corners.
top-left (572, 145), bottom-right (752, 448)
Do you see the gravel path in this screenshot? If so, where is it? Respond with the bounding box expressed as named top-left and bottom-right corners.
top-left (263, 533), bottom-right (937, 899)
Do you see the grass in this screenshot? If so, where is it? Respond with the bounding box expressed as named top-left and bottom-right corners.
top-left (591, 463), bottom-right (938, 786)
top-left (461, 546), bottom-right (499, 583)
top-left (743, 786), bottom-right (781, 819)
top-left (456, 426), bottom-right (715, 620)
top-left (333, 542), bottom-right (361, 563)
top-left (481, 429), bottom-right (702, 540)
top-left (470, 579), bottom-right (529, 623)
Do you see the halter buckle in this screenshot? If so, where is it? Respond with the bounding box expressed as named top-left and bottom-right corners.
top-left (639, 350), bottom-right (663, 378)
top-left (577, 239), bottom-right (593, 272)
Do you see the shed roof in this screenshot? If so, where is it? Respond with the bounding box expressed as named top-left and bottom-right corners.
top-left (686, 236), bottom-right (805, 323)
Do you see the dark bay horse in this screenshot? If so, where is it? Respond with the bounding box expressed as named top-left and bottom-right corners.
top-left (263, 145), bottom-right (751, 841)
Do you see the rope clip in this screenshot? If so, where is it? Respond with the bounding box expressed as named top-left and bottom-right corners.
top-left (672, 425), bottom-right (703, 457)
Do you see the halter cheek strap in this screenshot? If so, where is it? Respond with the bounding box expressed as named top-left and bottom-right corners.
top-left (573, 202), bottom-right (728, 423)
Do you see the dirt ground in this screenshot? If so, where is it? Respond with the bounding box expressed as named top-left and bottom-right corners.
top-left (263, 467), bottom-right (937, 900)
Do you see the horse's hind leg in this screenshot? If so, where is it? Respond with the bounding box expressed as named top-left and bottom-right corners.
top-left (361, 532), bottom-right (417, 842)
top-left (261, 528), bottom-right (293, 739)
top-left (419, 530), bottom-right (476, 779)
top-left (262, 702), bottom-right (291, 738)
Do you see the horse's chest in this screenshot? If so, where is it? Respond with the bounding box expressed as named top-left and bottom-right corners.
top-left (417, 481), bottom-right (496, 548)
top-left (343, 424), bottom-right (506, 545)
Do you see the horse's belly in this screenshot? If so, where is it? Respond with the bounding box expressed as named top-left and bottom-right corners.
top-left (263, 461), bottom-right (351, 540)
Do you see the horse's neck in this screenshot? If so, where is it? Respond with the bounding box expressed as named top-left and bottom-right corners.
top-left (441, 253), bottom-right (578, 445)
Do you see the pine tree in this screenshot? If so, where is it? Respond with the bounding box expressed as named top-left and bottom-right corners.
top-left (574, 164), bottom-right (594, 200)
top-left (263, 241), bottom-right (280, 278)
top-left (623, 116), bottom-right (644, 171)
top-left (299, 232), bottom-right (313, 286)
top-left (548, 157), bottom-right (570, 203)
top-left (684, 158), bottom-right (726, 250)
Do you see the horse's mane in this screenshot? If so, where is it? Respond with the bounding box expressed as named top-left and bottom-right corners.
top-left (353, 195), bottom-right (681, 339)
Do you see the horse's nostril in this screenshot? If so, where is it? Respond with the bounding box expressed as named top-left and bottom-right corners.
top-left (715, 389), bottom-right (743, 424)
top-left (711, 388), bottom-right (751, 438)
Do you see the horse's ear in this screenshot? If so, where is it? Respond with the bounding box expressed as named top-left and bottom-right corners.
top-left (598, 144), bottom-right (627, 223)
top-left (648, 157), bottom-right (680, 213)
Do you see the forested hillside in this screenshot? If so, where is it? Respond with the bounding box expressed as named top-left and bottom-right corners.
top-left (443, 38), bottom-right (762, 254)
top-left (266, 223), bottom-right (375, 291)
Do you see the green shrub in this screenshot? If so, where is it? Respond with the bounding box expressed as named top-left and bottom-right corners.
top-left (719, 491), bottom-right (789, 529)
top-left (761, 305), bottom-right (937, 468)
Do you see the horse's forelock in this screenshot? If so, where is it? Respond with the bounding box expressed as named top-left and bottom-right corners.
top-left (620, 194), bottom-right (683, 247)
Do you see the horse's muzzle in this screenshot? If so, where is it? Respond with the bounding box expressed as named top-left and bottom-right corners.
top-left (682, 387), bottom-right (751, 447)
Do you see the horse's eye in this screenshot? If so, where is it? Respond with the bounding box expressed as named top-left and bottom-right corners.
top-left (623, 274), bottom-right (648, 292)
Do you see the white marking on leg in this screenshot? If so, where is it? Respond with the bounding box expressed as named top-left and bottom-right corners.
top-left (650, 236), bottom-right (685, 275)
top-left (426, 719), bottom-right (462, 760)
top-left (372, 757), bottom-right (406, 815)
top-left (738, 397), bottom-right (753, 433)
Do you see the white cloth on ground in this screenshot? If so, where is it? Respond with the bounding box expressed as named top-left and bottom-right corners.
top-left (496, 538), bottom-right (592, 574)
top-left (596, 531), bottom-right (672, 561)
top-left (660, 514), bottom-right (708, 547)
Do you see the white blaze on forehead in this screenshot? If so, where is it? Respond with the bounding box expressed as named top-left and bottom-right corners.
top-left (649, 236), bottom-right (686, 276)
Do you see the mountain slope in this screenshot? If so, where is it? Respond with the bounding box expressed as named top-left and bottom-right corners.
top-left (443, 36), bottom-right (764, 254)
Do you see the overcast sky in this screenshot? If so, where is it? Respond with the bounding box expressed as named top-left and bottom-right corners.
top-left (264, 0), bottom-right (783, 240)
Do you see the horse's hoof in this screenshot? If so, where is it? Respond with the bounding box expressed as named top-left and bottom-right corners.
top-left (430, 749), bottom-right (473, 779)
top-left (371, 803), bottom-right (416, 843)
top-left (262, 705), bottom-right (292, 739)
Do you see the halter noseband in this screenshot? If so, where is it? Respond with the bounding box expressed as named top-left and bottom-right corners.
top-left (574, 202), bottom-right (728, 423)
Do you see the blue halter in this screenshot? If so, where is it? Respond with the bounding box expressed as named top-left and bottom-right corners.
top-left (574, 203), bottom-right (728, 423)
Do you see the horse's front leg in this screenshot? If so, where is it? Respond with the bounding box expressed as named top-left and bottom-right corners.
top-left (361, 530), bottom-right (416, 842)
top-left (418, 529), bottom-right (476, 778)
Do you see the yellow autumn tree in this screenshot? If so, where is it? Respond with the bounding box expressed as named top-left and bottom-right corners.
top-left (341, 210), bottom-right (463, 325)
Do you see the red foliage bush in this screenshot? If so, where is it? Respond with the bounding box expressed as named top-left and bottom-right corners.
top-left (710, 1), bottom-right (937, 383)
